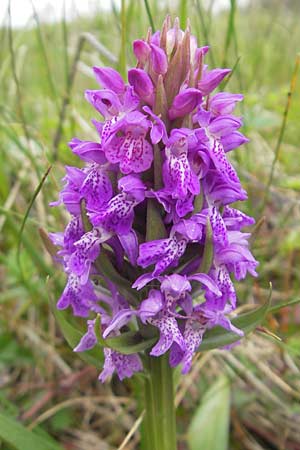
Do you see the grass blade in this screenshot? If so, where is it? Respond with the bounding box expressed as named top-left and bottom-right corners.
top-left (180, 0), bottom-right (187, 29)
top-left (7, 1), bottom-right (30, 144)
top-left (17, 165), bottom-right (52, 268)
top-left (30, 0), bottom-right (59, 110)
top-left (144, 0), bottom-right (155, 31)
top-left (0, 412), bottom-right (63, 450)
top-left (261, 53), bottom-right (300, 211)
top-left (188, 376), bottom-right (230, 450)
top-left (222, 0), bottom-right (236, 67)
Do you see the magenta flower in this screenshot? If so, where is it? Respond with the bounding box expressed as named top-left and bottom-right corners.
top-left (50, 17), bottom-right (258, 385)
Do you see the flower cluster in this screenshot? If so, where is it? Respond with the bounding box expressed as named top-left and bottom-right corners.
top-left (51, 17), bottom-right (258, 381)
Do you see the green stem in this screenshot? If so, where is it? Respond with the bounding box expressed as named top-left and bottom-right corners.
top-left (119, 0), bottom-right (127, 79)
top-left (143, 354), bottom-right (177, 450)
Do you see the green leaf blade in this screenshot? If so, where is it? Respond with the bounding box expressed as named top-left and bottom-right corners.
top-left (188, 376), bottom-right (230, 450)
top-left (0, 412), bottom-right (63, 450)
top-left (106, 331), bottom-right (157, 354)
top-left (198, 289), bottom-right (272, 352)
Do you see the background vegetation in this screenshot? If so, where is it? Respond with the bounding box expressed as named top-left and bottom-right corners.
top-left (0, 0), bottom-right (300, 448)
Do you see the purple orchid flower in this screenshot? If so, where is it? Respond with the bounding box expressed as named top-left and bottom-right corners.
top-left (89, 175), bottom-right (146, 235)
top-left (163, 129), bottom-right (200, 199)
top-left (103, 111), bottom-right (153, 174)
top-left (51, 17), bottom-right (258, 383)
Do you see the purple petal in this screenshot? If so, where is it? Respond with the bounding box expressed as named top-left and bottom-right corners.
top-left (105, 127), bottom-right (153, 175)
top-left (68, 230), bottom-right (101, 284)
top-left (133, 39), bottom-right (150, 65)
top-left (57, 275), bottom-right (97, 317)
top-left (213, 267), bottom-right (237, 308)
top-left (189, 273), bottom-right (221, 296)
top-left (209, 140), bottom-right (240, 185)
top-left (63, 216), bottom-right (84, 254)
top-left (203, 170), bottom-right (247, 205)
top-left (163, 138), bottom-right (200, 199)
top-left (173, 218), bottom-right (203, 241)
top-left (69, 138), bottom-right (107, 164)
top-left (211, 314), bottom-right (244, 337)
top-left (137, 235), bottom-right (187, 276)
top-left (209, 92), bottom-right (243, 116)
top-left (90, 193), bottom-right (135, 235)
top-left (128, 69), bottom-right (154, 105)
top-left (85, 89), bottom-right (121, 119)
top-left (132, 273), bottom-right (155, 290)
top-left (169, 89), bottom-right (202, 120)
top-left (143, 106), bottom-right (168, 145)
top-left (210, 206), bottom-right (228, 247)
top-left (118, 230), bottom-right (139, 265)
top-left (103, 309), bottom-right (136, 338)
top-left (208, 115), bottom-right (242, 138)
top-left (150, 314), bottom-right (185, 356)
top-left (93, 66), bottom-right (125, 94)
top-left (198, 68), bottom-right (231, 96)
top-left (123, 86), bottom-right (140, 113)
top-left (74, 319), bottom-right (97, 352)
top-left (118, 174), bottom-right (146, 200)
top-left (175, 193), bottom-right (195, 218)
top-left (180, 321), bottom-right (205, 374)
top-left (120, 136), bottom-right (153, 174)
top-left (221, 131), bottom-right (249, 152)
top-left (223, 206), bottom-right (255, 230)
top-left (80, 166), bottom-right (113, 210)
top-left (160, 274), bottom-right (191, 298)
top-left (99, 348), bottom-right (142, 382)
top-left (139, 290), bottom-right (163, 323)
top-left (150, 44), bottom-right (168, 74)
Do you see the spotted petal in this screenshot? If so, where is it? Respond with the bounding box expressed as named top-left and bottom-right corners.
top-left (150, 313), bottom-right (185, 356)
top-left (74, 319), bottom-right (97, 352)
top-left (137, 235), bottom-right (187, 276)
top-left (57, 275), bottom-right (98, 317)
top-left (80, 166), bottom-right (113, 211)
top-left (209, 140), bottom-right (240, 185)
top-left (99, 348), bottom-right (142, 382)
top-left (68, 230), bottom-right (102, 284)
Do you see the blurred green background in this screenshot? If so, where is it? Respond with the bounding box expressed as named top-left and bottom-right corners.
top-left (0, 0), bottom-right (300, 449)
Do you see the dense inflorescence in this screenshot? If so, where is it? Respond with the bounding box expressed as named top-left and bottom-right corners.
top-left (50, 17), bottom-right (258, 381)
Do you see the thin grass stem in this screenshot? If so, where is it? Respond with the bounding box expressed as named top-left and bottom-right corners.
top-left (7, 1), bottom-right (31, 144)
top-left (261, 53), bottom-right (300, 211)
top-left (144, 0), bottom-right (155, 31)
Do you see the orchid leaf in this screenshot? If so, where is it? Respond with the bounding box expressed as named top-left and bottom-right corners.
top-left (198, 286), bottom-right (272, 352)
top-left (146, 198), bottom-right (167, 241)
top-left (96, 252), bottom-right (139, 306)
top-left (198, 216), bottom-right (213, 273)
top-left (80, 199), bottom-right (93, 232)
top-left (51, 293), bottom-right (155, 358)
top-left (269, 297), bottom-right (300, 313)
top-left (106, 331), bottom-right (157, 355)
top-left (187, 376), bottom-right (230, 450)
top-left (0, 412), bottom-right (63, 450)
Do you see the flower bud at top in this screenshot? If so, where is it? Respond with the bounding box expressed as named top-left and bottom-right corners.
top-left (128, 68), bottom-right (154, 105)
top-left (133, 39), bottom-right (151, 66)
top-left (168, 88), bottom-right (202, 120)
top-left (198, 68), bottom-right (231, 96)
top-left (93, 66), bottom-right (126, 94)
top-left (150, 44), bottom-right (168, 74)
top-left (209, 92), bottom-right (243, 116)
